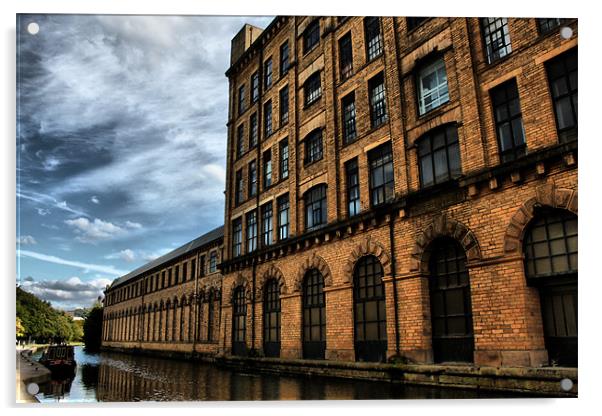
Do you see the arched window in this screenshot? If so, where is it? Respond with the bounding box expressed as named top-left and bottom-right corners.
top-left (524, 209), bottom-right (577, 367)
top-left (428, 238), bottom-right (474, 363)
top-left (165, 300), bottom-right (171, 342)
top-left (263, 279), bottom-right (281, 357)
top-left (207, 291), bottom-right (215, 342)
top-left (172, 299), bottom-right (178, 342)
top-left (353, 256), bottom-right (387, 362)
top-left (232, 287), bottom-right (247, 356)
top-left (302, 269), bottom-right (326, 359)
top-left (304, 184), bottom-right (327, 231)
top-left (179, 298), bottom-right (185, 342)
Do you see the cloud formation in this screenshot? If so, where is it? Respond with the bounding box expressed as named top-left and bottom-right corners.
top-left (18, 249), bottom-right (127, 276)
top-left (64, 217), bottom-right (142, 242)
top-left (20, 276), bottom-right (111, 310)
top-left (17, 235), bottom-right (37, 245)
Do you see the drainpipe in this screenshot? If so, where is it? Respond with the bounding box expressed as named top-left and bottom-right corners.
top-left (389, 214), bottom-right (401, 357)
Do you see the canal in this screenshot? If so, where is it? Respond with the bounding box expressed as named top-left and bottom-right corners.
top-left (33, 347), bottom-right (523, 402)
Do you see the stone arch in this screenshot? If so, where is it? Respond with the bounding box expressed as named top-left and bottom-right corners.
top-left (228, 273), bottom-right (252, 304)
top-left (293, 252), bottom-right (333, 292)
top-left (257, 264), bottom-right (289, 298)
top-left (504, 184), bottom-right (578, 255)
top-left (410, 214), bottom-right (482, 273)
top-left (343, 236), bottom-right (392, 283)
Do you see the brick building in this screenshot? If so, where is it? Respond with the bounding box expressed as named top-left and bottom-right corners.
top-left (103, 16), bottom-right (578, 369)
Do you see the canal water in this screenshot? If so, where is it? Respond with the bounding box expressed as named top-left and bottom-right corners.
top-left (32, 346), bottom-right (522, 402)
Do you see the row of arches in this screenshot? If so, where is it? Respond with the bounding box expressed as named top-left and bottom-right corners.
top-left (103, 289), bottom-right (221, 345)
top-left (229, 207), bottom-right (577, 366)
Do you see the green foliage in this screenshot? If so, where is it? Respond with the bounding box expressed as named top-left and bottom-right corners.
top-left (16, 287), bottom-right (83, 343)
top-left (82, 303), bottom-right (104, 352)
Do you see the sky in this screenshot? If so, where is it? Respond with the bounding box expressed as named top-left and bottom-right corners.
top-left (16, 14), bottom-right (274, 311)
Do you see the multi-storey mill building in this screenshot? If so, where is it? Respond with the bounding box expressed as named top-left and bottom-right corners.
top-left (103, 16), bottom-right (578, 369)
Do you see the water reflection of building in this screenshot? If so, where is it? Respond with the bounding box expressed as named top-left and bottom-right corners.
top-left (103, 17), bottom-right (578, 370)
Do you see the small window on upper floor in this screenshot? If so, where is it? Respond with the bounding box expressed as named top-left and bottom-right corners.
top-left (417, 58), bottom-right (449, 115)
top-left (236, 123), bottom-right (245, 159)
top-left (339, 32), bottom-right (353, 81)
top-left (490, 79), bottom-right (526, 163)
top-left (304, 184), bottom-right (327, 232)
top-left (304, 72), bottom-right (322, 107)
top-left (303, 19), bottom-right (320, 54)
top-left (251, 71), bottom-right (259, 103)
top-left (417, 124), bottom-right (462, 188)
top-left (545, 48), bottom-right (577, 143)
top-left (238, 84), bottom-right (245, 115)
top-left (341, 92), bottom-right (357, 144)
top-left (407, 17), bottom-right (429, 31)
top-left (209, 251), bottom-right (218, 273)
top-left (481, 18), bottom-right (512, 64)
top-left (264, 58), bottom-right (273, 89)
top-left (232, 218), bottom-right (242, 258)
top-left (537, 18), bottom-right (570, 35)
top-left (369, 72), bottom-right (387, 128)
top-left (368, 141), bottom-right (394, 206)
top-left (364, 17), bottom-right (383, 61)
top-left (304, 129), bottom-right (323, 165)
top-left (280, 41), bottom-right (290, 77)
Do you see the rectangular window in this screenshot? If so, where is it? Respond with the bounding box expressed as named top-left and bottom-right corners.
top-left (491, 79), bottom-right (526, 163)
top-left (264, 58), bottom-right (273, 89)
top-left (183, 262), bottom-right (187, 282)
top-left (545, 48), bottom-right (577, 143)
top-left (368, 142), bottom-right (395, 206)
top-left (277, 193), bottom-right (290, 241)
top-left (232, 218), bottom-right (242, 257)
top-left (209, 252), bottom-right (217, 273)
top-left (339, 32), bottom-right (353, 80)
top-left (304, 72), bottom-right (321, 106)
top-left (261, 202), bottom-right (274, 247)
top-left (161, 271), bottom-right (165, 288)
top-left (417, 58), bottom-right (449, 115)
top-left (251, 71), bottom-right (259, 103)
top-left (263, 149), bottom-right (272, 189)
top-left (248, 160), bottom-right (257, 197)
top-left (407, 17), bottom-right (428, 31)
top-left (246, 210), bottom-right (258, 253)
top-left (280, 41), bottom-right (289, 77)
top-left (235, 169), bottom-right (243, 205)
top-left (250, 113), bottom-right (258, 148)
top-left (175, 265), bottom-right (180, 285)
top-left (168, 268), bottom-right (173, 286)
top-left (481, 18), bottom-right (512, 64)
top-left (342, 92), bottom-right (357, 144)
top-left (279, 86), bottom-right (289, 125)
top-left (364, 17), bottom-right (383, 61)
top-left (199, 255), bottom-right (205, 277)
top-left (191, 259), bottom-right (196, 280)
top-left (369, 73), bottom-right (387, 128)
top-left (305, 129), bottom-right (323, 165)
top-left (236, 124), bottom-right (245, 158)
top-left (279, 139), bottom-right (289, 180)
top-left (417, 125), bottom-right (462, 188)
top-left (537, 18), bottom-right (569, 35)
top-left (346, 158), bottom-right (360, 217)
top-left (305, 185), bottom-right (327, 231)
top-left (238, 84), bottom-right (245, 115)
top-left (303, 19), bottom-right (320, 54)
top-left (264, 100), bottom-right (272, 137)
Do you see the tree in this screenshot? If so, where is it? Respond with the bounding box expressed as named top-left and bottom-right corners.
top-left (16, 317), bottom-right (25, 339)
top-left (83, 303), bottom-right (104, 352)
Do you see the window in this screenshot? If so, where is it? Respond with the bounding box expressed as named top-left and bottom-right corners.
top-left (369, 73), bottom-right (387, 128)
top-left (491, 79), bottom-right (526, 163)
top-left (342, 92), bottom-right (357, 144)
top-left (161, 271), bottom-right (165, 288)
top-left (417, 58), bottom-right (449, 115)
top-left (304, 184), bottom-right (327, 231)
top-left (364, 17), bottom-right (383, 61)
top-left (168, 268), bottom-right (173, 286)
top-left (346, 158), bottom-right (360, 217)
top-left (236, 124), bottom-right (245, 158)
top-left (279, 139), bottom-right (289, 180)
top-left (368, 142), bottom-right (395, 206)
top-left (302, 269), bottom-right (326, 359)
top-left (264, 100), bottom-right (272, 137)
top-left (537, 18), bottom-right (569, 35)
top-left (481, 18), bottom-right (512, 63)
top-left (339, 32), bottom-right (353, 80)
top-left (209, 251), bottom-right (217, 273)
top-left (251, 71), bottom-right (259, 103)
top-left (199, 255), bottom-right (205, 277)
top-left (264, 58), bottom-right (273, 89)
top-left (417, 124), bottom-right (461, 188)
top-left (191, 259), bottom-right (196, 280)
top-left (238, 84), bottom-right (245, 115)
top-left (407, 17), bottom-right (428, 31)
top-left (546, 48), bottom-right (577, 143)
top-left (263, 279), bottom-right (281, 357)
top-left (175, 265), bottom-right (180, 284)
top-left (280, 41), bottom-right (289, 77)
top-left (277, 193), bottom-right (289, 241)
top-left (303, 19), bottom-right (320, 54)
top-left (235, 169), bottom-right (243, 205)
top-left (248, 160), bottom-right (257, 197)
top-left (261, 202), bottom-right (273, 246)
top-left (246, 210), bottom-right (258, 253)
top-left (232, 218), bottom-right (242, 257)
top-left (231, 287), bottom-right (246, 354)
top-left (279, 86), bottom-right (289, 125)
top-left (250, 113), bottom-right (258, 148)
top-left (304, 129), bottom-right (323, 165)
top-left (263, 149), bottom-right (272, 189)
top-left (304, 72), bottom-right (321, 106)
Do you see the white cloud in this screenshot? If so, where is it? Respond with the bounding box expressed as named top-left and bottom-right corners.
top-left (18, 249), bottom-right (127, 276)
top-left (90, 195), bottom-right (99, 204)
top-left (105, 249), bottom-right (136, 263)
top-left (125, 221), bottom-right (142, 229)
top-left (20, 276), bottom-right (112, 310)
top-left (64, 217), bottom-right (125, 242)
top-left (17, 235), bottom-right (37, 245)
top-left (42, 156), bottom-right (61, 171)
top-left (36, 208), bottom-right (50, 216)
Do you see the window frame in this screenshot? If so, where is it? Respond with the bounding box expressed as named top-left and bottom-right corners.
top-left (246, 210), bottom-right (258, 253)
top-left (279, 86), bottom-right (289, 125)
top-left (264, 58), bottom-right (273, 89)
top-left (304, 72), bottom-right (322, 107)
top-left (232, 218), bottom-right (243, 257)
top-left (277, 193), bottom-right (290, 241)
top-left (280, 41), bottom-right (290, 77)
top-left (368, 141), bottom-right (395, 206)
top-left (264, 100), bottom-right (273, 137)
top-left (304, 129), bottom-right (324, 165)
top-left (369, 72), bottom-right (387, 128)
top-left (261, 201), bottom-right (274, 247)
top-left (250, 112), bottom-right (258, 148)
top-left (236, 123), bottom-right (245, 159)
top-left (279, 138), bottom-right (289, 180)
top-left (416, 57), bottom-right (450, 116)
top-left (364, 17), bottom-right (383, 61)
top-left (342, 92), bottom-right (357, 144)
top-left (490, 79), bottom-right (527, 163)
top-left (235, 169), bottom-right (243, 206)
top-left (303, 19), bottom-right (320, 54)
top-left (416, 124), bottom-right (462, 188)
top-left (345, 158), bottom-right (360, 217)
top-left (480, 17), bottom-right (512, 64)
top-left (339, 32), bottom-right (353, 80)
top-left (248, 159), bottom-right (257, 197)
top-left (304, 184), bottom-right (327, 232)
top-left (545, 48), bottom-right (578, 143)
top-left (251, 71), bottom-right (259, 103)
top-left (238, 84), bottom-right (245, 115)
top-left (263, 149), bottom-right (272, 189)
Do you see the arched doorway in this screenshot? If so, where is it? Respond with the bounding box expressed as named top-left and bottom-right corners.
top-left (263, 279), bottom-right (281, 357)
top-left (428, 238), bottom-right (474, 363)
top-left (231, 286), bottom-right (247, 356)
top-left (353, 255), bottom-right (387, 362)
top-left (524, 209), bottom-right (577, 367)
top-left (302, 269), bottom-right (326, 359)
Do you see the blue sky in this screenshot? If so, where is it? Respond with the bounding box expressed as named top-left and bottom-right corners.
top-left (16, 14), bottom-right (273, 310)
